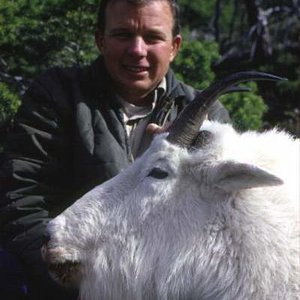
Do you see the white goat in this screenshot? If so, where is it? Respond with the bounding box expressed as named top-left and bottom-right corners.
top-left (43, 72), bottom-right (300, 300)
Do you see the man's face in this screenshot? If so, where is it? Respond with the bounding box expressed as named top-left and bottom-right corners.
top-left (96, 0), bottom-right (182, 105)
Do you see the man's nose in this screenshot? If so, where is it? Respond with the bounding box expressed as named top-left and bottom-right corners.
top-left (127, 37), bottom-right (147, 57)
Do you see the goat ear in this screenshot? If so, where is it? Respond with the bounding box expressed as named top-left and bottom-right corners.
top-left (213, 161), bottom-right (284, 192)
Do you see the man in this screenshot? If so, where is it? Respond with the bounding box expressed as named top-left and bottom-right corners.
top-left (0, 0), bottom-right (230, 299)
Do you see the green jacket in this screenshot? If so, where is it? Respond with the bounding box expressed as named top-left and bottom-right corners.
top-left (0, 57), bottom-right (230, 299)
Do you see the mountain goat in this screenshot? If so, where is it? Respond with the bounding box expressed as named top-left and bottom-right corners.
top-left (42, 72), bottom-right (300, 300)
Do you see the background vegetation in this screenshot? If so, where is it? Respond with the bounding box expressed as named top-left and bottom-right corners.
top-left (1, 0), bottom-right (299, 146)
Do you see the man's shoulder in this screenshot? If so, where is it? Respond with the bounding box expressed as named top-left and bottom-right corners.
top-left (177, 82), bottom-right (198, 102)
top-left (31, 56), bottom-right (104, 90)
top-left (24, 57), bottom-right (105, 108)
top-left (33, 63), bottom-right (89, 91)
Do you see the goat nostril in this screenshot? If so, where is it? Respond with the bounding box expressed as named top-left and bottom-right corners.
top-left (42, 233), bottom-right (51, 244)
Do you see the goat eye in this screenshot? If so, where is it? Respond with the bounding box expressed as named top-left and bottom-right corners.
top-left (147, 168), bottom-right (169, 179)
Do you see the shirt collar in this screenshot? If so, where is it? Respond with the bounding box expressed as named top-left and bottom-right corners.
top-left (116, 77), bottom-right (167, 122)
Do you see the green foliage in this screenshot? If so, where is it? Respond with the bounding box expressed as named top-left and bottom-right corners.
top-left (172, 39), bottom-right (219, 89)
top-left (172, 40), bottom-right (267, 130)
top-left (0, 0), bottom-right (99, 131)
top-left (221, 83), bottom-right (267, 131)
top-left (178, 0), bottom-right (215, 28)
top-left (0, 0), bottom-right (99, 78)
top-left (0, 83), bottom-right (20, 123)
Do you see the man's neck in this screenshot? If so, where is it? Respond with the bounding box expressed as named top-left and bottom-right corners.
top-left (114, 78), bottom-right (167, 107)
top-left (116, 89), bottom-right (155, 107)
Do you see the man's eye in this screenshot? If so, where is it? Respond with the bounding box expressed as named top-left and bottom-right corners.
top-left (145, 34), bottom-right (165, 44)
top-left (147, 168), bottom-right (169, 179)
top-left (111, 32), bottom-right (132, 39)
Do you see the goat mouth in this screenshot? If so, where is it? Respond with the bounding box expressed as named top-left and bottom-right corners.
top-left (42, 243), bottom-right (82, 286)
top-left (47, 260), bottom-right (82, 287)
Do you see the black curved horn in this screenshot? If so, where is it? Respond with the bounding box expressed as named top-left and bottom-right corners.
top-left (167, 71), bottom-right (286, 147)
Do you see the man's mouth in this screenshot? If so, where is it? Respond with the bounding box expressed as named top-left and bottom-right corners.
top-left (123, 65), bottom-right (150, 73)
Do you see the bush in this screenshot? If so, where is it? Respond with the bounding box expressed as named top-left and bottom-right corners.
top-left (221, 82), bottom-right (267, 131)
top-left (172, 39), bottom-right (267, 131)
top-left (172, 39), bottom-right (219, 90)
top-left (0, 83), bottom-right (20, 124)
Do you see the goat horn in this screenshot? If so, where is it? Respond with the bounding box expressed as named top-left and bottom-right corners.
top-left (166, 71), bottom-right (286, 147)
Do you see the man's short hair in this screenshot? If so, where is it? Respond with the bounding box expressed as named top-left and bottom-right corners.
top-left (97, 0), bottom-right (181, 36)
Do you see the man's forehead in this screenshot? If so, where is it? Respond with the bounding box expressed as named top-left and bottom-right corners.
top-left (105, 0), bottom-right (173, 18)
top-left (105, 1), bottom-right (174, 31)
top-left (106, 0), bottom-right (172, 8)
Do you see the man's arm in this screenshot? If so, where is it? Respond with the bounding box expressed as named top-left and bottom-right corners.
top-left (0, 78), bottom-right (77, 299)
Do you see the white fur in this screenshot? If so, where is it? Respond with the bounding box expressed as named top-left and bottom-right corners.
top-left (45, 121), bottom-right (300, 300)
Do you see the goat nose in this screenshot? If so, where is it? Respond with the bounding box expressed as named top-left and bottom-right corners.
top-left (42, 232), bottom-right (51, 244)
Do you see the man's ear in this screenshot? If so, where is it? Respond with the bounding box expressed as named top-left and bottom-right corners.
top-left (95, 29), bottom-right (104, 54)
top-left (212, 161), bottom-right (284, 192)
top-left (170, 34), bottom-right (182, 62)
